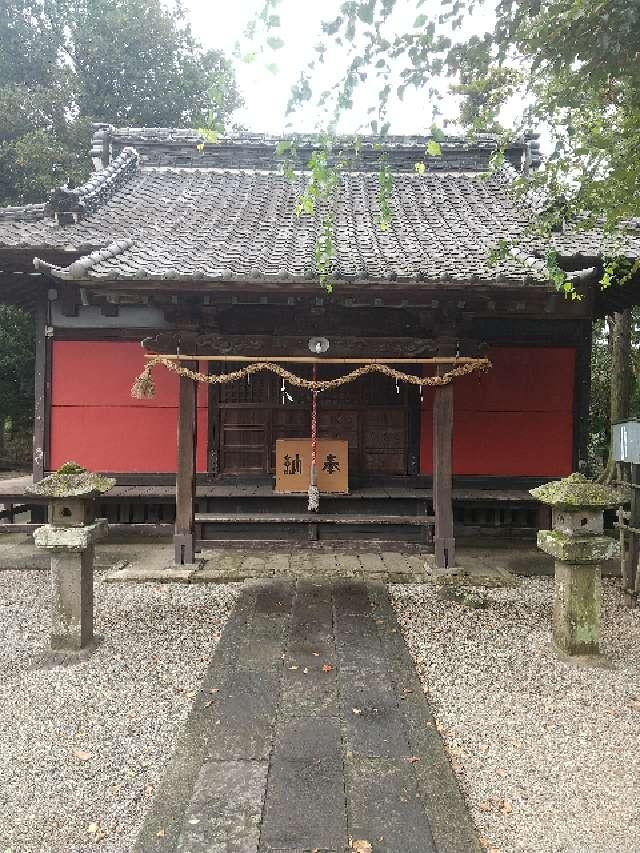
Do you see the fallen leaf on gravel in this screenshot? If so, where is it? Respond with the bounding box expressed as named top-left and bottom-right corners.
top-left (156, 828), bottom-right (166, 838)
top-left (352, 841), bottom-right (373, 853)
top-left (322, 663), bottom-right (334, 672)
top-left (352, 708), bottom-right (363, 715)
top-left (73, 749), bottom-right (93, 762)
top-left (405, 756), bottom-right (420, 763)
top-left (87, 822), bottom-right (104, 840)
top-left (499, 799), bottom-right (513, 815)
top-left (478, 801), bottom-right (492, 812)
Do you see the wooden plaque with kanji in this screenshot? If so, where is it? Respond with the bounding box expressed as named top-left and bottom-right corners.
top-left (275, 439), bottom-right (348, 494)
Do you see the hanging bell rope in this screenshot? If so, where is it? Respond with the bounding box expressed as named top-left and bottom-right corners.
top-left (131, 355), bottom-right (491, 400)
top-left (308, 362), bottom-right (320, 512)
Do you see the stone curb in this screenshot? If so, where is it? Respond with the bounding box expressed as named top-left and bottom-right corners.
top-left (133, 592), bottom-right (257, 853)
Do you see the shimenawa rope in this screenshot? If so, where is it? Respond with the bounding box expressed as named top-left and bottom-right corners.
top-left (131, 356), bottom-right (491, 400)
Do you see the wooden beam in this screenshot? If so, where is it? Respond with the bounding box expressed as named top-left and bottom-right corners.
top-left (174, 372), bottom-right (197, 564)
top-left (148, 354), bottom-right (487, 365)
top-left (144, 332), bottom-right (437, 358)
top-left (433, 368), bottom-right (455, 569)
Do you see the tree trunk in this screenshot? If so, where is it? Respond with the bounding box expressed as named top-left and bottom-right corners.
top-left (600, 309), bottom-right (632, 483)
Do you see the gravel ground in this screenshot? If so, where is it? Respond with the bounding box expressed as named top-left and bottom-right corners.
top-left (0, 569), bottom-right (239, 853)
top-left (390, 577), bottom-right (640, 853)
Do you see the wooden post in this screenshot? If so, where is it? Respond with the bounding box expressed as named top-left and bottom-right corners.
top-left (433, 375), bottom-right (455, 569)
top-left (630, 464), bottom-right (640, 603)
top-left (407, 383), bottom-right (421, 476)
top-left (33, 300), bottom-right (47, 483)
top-left (174, 373), bottom-right (197, 564)
top-left (573, 320), bottom-right (593, 472)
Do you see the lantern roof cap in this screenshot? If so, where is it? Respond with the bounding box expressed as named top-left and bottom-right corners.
top-left (26, 462), bottom-right (116, 499)
top-left (530, 472), bottom-right (626, 508)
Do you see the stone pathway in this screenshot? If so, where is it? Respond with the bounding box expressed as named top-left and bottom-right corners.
top-left (135, 579), bottom-right (479, 853)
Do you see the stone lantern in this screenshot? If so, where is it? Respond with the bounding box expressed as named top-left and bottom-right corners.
top-left (27, 462), bottom-right (115, 652)
top-left (531, 473), bottom-right (623, 657)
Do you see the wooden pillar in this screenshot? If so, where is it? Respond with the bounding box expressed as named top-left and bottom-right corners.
top-left (629, 463), bottom-right (640, 603)
top-left (573, 320), bottom-right (593, 471)
top-left (433, 375), bottom-right (455, 569)
top-left (407, 382), bottom-right (421, 476)
top-left (174, 373), bottom-right (197, 564)
top-left (32, 299), bottom-right (47, 483)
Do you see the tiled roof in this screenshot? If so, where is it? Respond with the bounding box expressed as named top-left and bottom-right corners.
top-left (0, 129), bottom-right (637, 286)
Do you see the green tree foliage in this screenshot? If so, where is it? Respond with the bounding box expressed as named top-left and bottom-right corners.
top-left (275, 0), bottom-right (639, 240)
top-left (0, 306), bottom-right (35, 433)
top-left (0, 0), bottom-right (243, 205)
top-left (72, 0), bottom-right (242, 128)
top-left (0, 0), bottom-right (242, 453)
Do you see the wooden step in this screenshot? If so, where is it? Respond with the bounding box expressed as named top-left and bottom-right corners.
top-left (195, 512), bottom-right (435, 526)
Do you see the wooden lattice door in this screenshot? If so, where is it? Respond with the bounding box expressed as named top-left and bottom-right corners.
top-left (213, 364), bottom-right (409, 477)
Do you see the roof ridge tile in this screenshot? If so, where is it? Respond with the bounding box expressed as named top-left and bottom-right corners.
top-left (34, 237), bottom-right (134, 278)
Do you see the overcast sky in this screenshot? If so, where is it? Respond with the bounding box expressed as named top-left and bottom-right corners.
top-left (184, 0), bottom-right (498, 135)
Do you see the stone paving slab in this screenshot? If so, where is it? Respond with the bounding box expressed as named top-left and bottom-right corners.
top-left (137, 577), bottom-right (481, 853)
top-left (176, 760), bottom-right (268, 853)
top-left (259, 756), bottom-right (347, 852)
top-left (205, 668), bottom-right (281, 762)
top-left (346, 756), bottom-right (435, 853)
top-left (340, 681), bottom-right (412, 759)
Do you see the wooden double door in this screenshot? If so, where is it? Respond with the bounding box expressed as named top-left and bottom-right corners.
top-left (212, 366), bottom-right (411, 477)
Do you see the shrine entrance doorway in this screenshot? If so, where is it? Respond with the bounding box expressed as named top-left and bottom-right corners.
top-left (211, 364), bottom-right (412, 479)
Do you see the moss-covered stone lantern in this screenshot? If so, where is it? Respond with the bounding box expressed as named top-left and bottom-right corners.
top-left (26, 462), bottom-right (115, 652)
top-left (531, 473), bottom-right (623, 657)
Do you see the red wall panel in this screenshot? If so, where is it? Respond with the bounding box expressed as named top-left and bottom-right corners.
top-left (420, 347), bottom-right (575, 477)
top-left (50, 341), bottom-right (208, 473)
top-left (51, 341), bottom-right (208, 408)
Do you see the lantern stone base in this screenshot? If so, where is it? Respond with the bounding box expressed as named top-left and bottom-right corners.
top-left (536, 529), bottom-right (618, 563)
top-left (50, 546), bottom-right (95, 651)
top-left (553, 560), bottom-right (602, 656)
top-left (536, 530), bottom-right (619, 657)
top-left (34, 520), bottom-right (107, 652)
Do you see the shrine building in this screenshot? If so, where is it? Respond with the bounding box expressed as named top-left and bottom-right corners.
top-left (1, 127), bottom-right (637, 563)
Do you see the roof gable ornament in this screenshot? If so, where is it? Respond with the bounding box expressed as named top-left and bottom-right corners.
top-left (46, 186), bottom-right (84, 224)
top-left (44, 146), bottom-right (140, 225)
